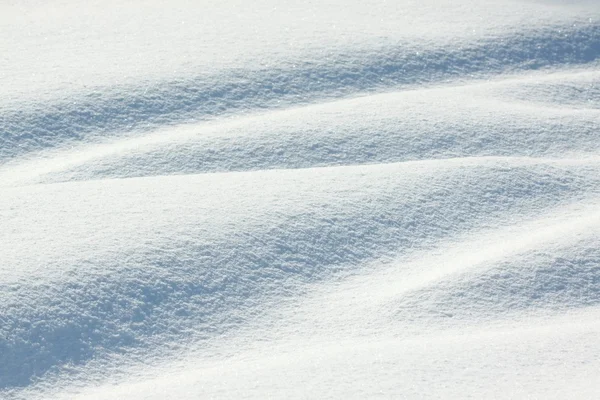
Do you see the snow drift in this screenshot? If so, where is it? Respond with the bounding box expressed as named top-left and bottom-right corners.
top-left (1, 0), bottom-right (600, 399)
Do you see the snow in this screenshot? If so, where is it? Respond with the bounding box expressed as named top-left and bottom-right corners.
top-left (1, 0), bottom-right (600, 398)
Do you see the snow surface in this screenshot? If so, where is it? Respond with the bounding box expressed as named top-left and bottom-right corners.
top-left (1, 0), bottom-right (600, 398)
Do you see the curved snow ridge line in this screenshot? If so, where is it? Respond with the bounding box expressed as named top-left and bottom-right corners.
top-left (60, 309), bottom-right (600, 400)
top-left (388, 198), bottom-right (600, 308)
top-left (1, 160), bottom-right (598, 389)
top-left (1, 20), bottom-right (599, 161)
top-left (2, 153), bottom-right (596, 192)
top-left (18, 237), bottom-right (600, 400)
top-left (267, 195), bottom-right (600, 338)
top-left (1, 77), bottom-right (600, 187)
top-left (3, 147), bottom-right (600, 190)
top-left (393, 235), bottom-right (600, 323)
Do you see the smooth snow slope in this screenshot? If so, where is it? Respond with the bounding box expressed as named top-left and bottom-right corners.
top-left (1, 0), bottom-right (600, 399)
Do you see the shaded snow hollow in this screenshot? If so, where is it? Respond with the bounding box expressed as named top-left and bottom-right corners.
top-left (1, 0), bottom-right (600, 399)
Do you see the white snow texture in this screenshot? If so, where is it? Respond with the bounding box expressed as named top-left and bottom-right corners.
top-left (1, 0), bottom-right (600, 398)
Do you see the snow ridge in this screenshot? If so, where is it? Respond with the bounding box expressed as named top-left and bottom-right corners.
top-left (1, 21), bottom-right (599, 162)
top-left (2, 1), bottom-right (600, 399)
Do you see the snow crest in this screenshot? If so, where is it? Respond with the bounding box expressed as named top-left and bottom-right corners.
top-left (2, 0), bottom-right (600, 399)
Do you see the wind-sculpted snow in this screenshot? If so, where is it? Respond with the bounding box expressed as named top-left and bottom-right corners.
top-left (2, 1), bottom-right (600, 399)
top-left (1, 20), bottom-right (600, 163)
top-left (2, 158), bottom-right (598, 390)
top-left (3, 69), bottom-right (600, 187)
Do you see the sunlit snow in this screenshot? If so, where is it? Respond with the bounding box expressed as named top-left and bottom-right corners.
top-left (1, 0), bottom-right (600, 399)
